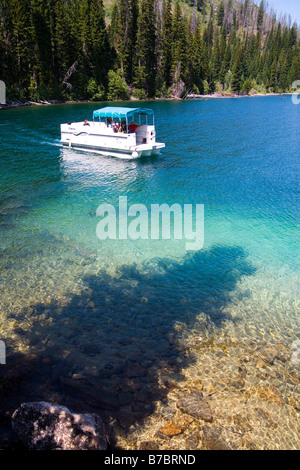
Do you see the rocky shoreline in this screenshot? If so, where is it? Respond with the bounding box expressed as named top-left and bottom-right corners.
top-left (0, 99), bottom-right (70, 110)
top-left (0, 92), bottom-right (294, 111)
top-left (185, 92), bottom-right (293, 99)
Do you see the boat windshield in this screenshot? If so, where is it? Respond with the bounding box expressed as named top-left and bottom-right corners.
top-left (93, 107), bottom-right (154, 126)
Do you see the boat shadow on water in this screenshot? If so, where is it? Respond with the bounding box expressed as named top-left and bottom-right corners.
top-left (0, 245), bottom-right (256, 449)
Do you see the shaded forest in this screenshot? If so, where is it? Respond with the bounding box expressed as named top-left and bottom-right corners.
top-left (0, 0), bottom-right (299, 102)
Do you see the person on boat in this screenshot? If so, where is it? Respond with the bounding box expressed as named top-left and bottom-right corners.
top-left (120, 121), bottom-right (127, 133)
top-left (128, 121), bottom-right (138, 133)
top-left (107, 117), bottom-right (112, 128)
top-left (112, 121), bottom-right (119, 133)
top-left (83, 119), bottom-right (90, 126)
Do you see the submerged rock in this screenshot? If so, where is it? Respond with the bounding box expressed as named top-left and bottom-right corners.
top-left (12, 402), bottom-right (108, 450)
top-left (160, 421), bottom-right (182, 437)
top-left (177, 391), bottom-right (213, 423)
top-left (258, 346), bottom-right (279, 365)
top-left (117, 411), bottom-right (136, 429)
top-left (201, 425), bottom-right (232, 450)
top-left (139, 440), bottom-right (161, 450)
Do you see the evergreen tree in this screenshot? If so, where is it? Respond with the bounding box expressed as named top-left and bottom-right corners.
top-left (278, 50), bottom-right (289, 91)
top-left (217, 1), bottom-right (225, 27)
top-left (31, 0), bottom-right (54, 88)
top-left (111, 0), bottom-right (128, 78)
top-left (55, 1), bottom-right (81, 98)
top-left (289, 25), bottom-right (297, 49)
top-left (257, 1), bottom-right (264, 31)
top-left (211, 35), bottom-right (222, 82)
top-left (289, 51), bottom-right (300, 86)
top-left (89, 0), bottom-right (112, 85)
top-left (107, 69), bottom-right (129, 100)
top-left (269, 60), bottom-right (278, 91)
top-left (126, 0), bottom-right (139, 84)
top-left (220, 42), bottom-right (231, 85)
top-left (242, 77), bottom-right (252, 94)
top-left (172, 1), bottom-right (187, 83)
top-left (196, 0), bottom-right (204, 13)
top-left (136, 0), bottom-right (157, 97)
top-left (231, 44), bottom-right (244, 93)
top-left (161, 0), bottom-right (173, 89)
top-left (190, 25), bottom-right (204, 93)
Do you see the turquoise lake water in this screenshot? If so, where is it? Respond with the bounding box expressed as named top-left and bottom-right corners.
top-left (0, 96), bottom-right (299, 449)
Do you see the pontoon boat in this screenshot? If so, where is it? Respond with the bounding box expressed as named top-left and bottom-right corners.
top-left (60, 106), bottom-right (165, 159)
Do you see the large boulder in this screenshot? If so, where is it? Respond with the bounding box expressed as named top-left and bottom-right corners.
top-left (12, 402), bottom-right (108, 450)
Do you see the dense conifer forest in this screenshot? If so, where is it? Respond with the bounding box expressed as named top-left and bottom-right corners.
top-left (0, 0), bottom-right (299, 102)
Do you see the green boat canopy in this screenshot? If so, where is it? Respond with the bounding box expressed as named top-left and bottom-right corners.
top-left (93, 107), bottom-right (154, 121)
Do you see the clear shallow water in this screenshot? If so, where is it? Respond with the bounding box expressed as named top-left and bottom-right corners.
top-left (0, 97), bottom-right (299, 449)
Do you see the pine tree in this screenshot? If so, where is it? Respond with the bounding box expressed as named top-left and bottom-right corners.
top-left (107, 69), bottom-right (129, 100)
top-left (112, 0), bottom-right (128, 78)
top-left (109, 2), bottom-right (119, 44)
top-left (196, 0), bottom-right (204, 13)
top-left (172, 1), bottom-right (187, 83)
top-left (126, 0), bottom-right (139, 84)
top-left (211, 35), bottom-right (222, 82)
top-left (257, 1), bottom-right (264, 31)
top-left (289, 50), bottom-right (300, 86)
top-left (7, 0), bottom-right (34, 95)
top-left (31, 0), bottom-right (54, 88)
top-left (161, 0), bottom-right (173, 89)
top-left (269, 60), bottom-right (278, 91)
top-left (89, 0), bottom-right (112, 85)
top-left (136, 0), bottom-right (157, 97)
top-left (288, 25), bottom-right (297, 49)
top-left (278, 50), bottom-right (289, 92)
top-left (190, 25), bottom-right (204, 93)
top-left (55, 1), bottom-right (80, 98)
top-left (217, 1), bottom-right (225, 27)
top-left (220, 42), bottom-right (231, 86)
top-left (231, 44), bottom-right (244, 93)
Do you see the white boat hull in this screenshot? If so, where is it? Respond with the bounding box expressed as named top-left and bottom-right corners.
top-left (61, 142), bottom-right (164, 159)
